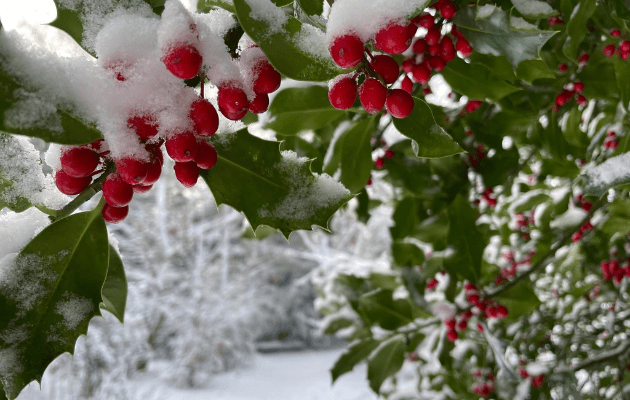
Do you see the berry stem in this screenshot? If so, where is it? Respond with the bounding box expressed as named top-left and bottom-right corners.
top-left (49, 163), bottom-right (115, 223)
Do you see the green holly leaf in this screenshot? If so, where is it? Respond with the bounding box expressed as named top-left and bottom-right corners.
top-left (393, 98), bottom-right (464, 158)
top-left (454, 6), bottom-right (556, 68)
top-left (358, 289), bottom-right (413, 330)
top-left (0, 66), bottom-right (102, 145)
top-left (614, 58), bottom-right (630, 110)
top-left (441, 58), bottom-right (521, 101)
top-left (198, 0), bottom-right (236, 13)
top-left (562, 0), bottom-right (597, 62)
top-left (443, 194), bottom-right (484, 282)
top-left (0, 206), bottom-right (109, 400)
top-left (233, 0), bottom-right (344, 81)
top-left (201, 128), bottom-right (352, 238)
top-left (331, 339), bottom-right (380, 383)
top-left (516, 59), bottom-right (555, 84)
top-left (100, 245), bottom-right (127, 324)
top-left (392, 240), bottom-right (426, 267)
top-left (339, 117), bottom-right (376, 194)
top-left (494, 280), bottom-right (541, 320)
top-left (390, 197), bottom-right (418, 240)
top-left (298, 0), bottom-right (324, 15)
top-left (511, 0), bottom-right (559, 19)
top-left (49, 1), bottom-right (92, 56)
top-left (367, 338), bottom-right (405, 393)
top-left (264, 86), bottom-right (345, 135)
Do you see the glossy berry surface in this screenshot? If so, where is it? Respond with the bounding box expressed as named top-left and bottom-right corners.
top-left (217, 85), bottom-right (249, 120)
top-left (55, 170), bottom-right (92, 195)
top-left (412, 38), bottom-right (427, 55)
top-left (166, 131), bottom-right (198, 162)
top-left (127, 113), bottom-right (159, 141)
top-left (359, 78), bottom-right (387, 114)
top-left (102, 203), bottom-right (129, 223)
top-left (374, 23), bottom-right (412, 54)
top-left (161, 43), bottom-right (203, 80)
top-left (174, 161), bottom-right (199, 188)
top-left (425, 26), bottom-right (441, 46)
top-left (116, 158), bottom-right (148, 185)
top-left (371, 55), bottom-right (400, 84)
top-left (329, 34), bottom-right (364, 68)
top-left (102, 173), bottom-right (133, 207)
top-left (456, 38), bottom-right (472, 57)
top-left (401, 75), bottom-right (413, 93)
top-left (603, 44), bottom-right (615, 57)
top-left (416, 13), bottom-right (434, 29)
top-left (60, 147), bottom-right (99, 178)
top-left (190, 99), bottom-right (219, 137)
top-left (142, 157), bottom-right (163, 186)
top-left (195, 141), bottom-right (218, 170)
top-left (439, 36), bottom-right (456, 61)
top-left (249, 92), bottom-right (270, 114)
top-left (411, 64), bottom-right (431, 84)
top-left (253, 61), bottom-right (281, 94)
top-left (328, 77), bottom-right (357, 110)
top-left (440, 0), bottom-right (457, 19)
top-left (386, 89), bottom-right (414, 119)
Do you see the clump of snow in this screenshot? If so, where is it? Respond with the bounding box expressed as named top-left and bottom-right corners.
top-left (258, 150), bottom-right (351, 223)
top-left (0, 134), bottom-right (69, 210)
top-left (243, 0), bottom-right (288, 34)
top-left (477, 4), bottom-right (496, 19)
top-left (0, 208), bottom-right (50, 257)
top-left (326, 0), bottom-right (428, 43)
top-left (55, 292), bottom-right (95, 329)
top-left (431, 302), bottom-right (456, 319)
top-left (511, 16), bottom-right (538, 30)
top-left (525, 362), bottom-right (549, 375)
top-left (195, 13), bottom-right (242, 87)
top-left (4, 89), bottom-right (64, 133)
top-left (295, 23), bottom-right (330, 60)
top-left (95, 14), bottom-right (159, 64)
top-left (582, 152), bottom-right (630, 196)
top-left (511, 0), bottom-right (556, 18)
top-left (158, 0), bottom-right (198, 51)
top-left (44, 143), bottom-right (63, 172)
top-left (0, 347), bottom-right (26, 397)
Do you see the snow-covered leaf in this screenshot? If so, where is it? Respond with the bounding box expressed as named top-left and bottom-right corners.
top-left (367, 338), bottom-right (405, 393)
top-left (233, 0), bottom-right (343, 81)
top-left (562, 0), bottom-right (597, 62)
top-left (264, 86), bottom-right (345, 135)
top-left (0, 206), bottom-right (109, 400)
top-left (454, 6), bottom-right (556, 68)
top-left (100, 245), bottom-right (127, 324)
top-left (511, 0), bottom-right (558, 19)
top-left (393, 98), bottom-right (464, 158)
top-left (202, 128), bottom-right (352, 238)
top-left (331, 339), bottom-right (380, 383)
top-left (582, 152), bottom-right (630, 196)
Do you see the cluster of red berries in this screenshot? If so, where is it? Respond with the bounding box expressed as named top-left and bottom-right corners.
top-left (464, 283), bottom-right (509, 320)
top-left (555, 81), bottom-right (587, 108)
top-left (443, 309), bottom-right (472, 342)
top-left (603, 130), bottom-right (619, 150)
top-left (471, 369), bottom-right (495, 398)
top-left (327, 1), bottom-right (471, 119)
top-left (575, 194), bottom-right (594, 211)
top-left (547, 14), bottom-right (564, 26)
top-left (55, 140), bottom-right (109, 196)
top-left (460, 99), bottom-right (482, 116)
top-left (602, 29), bottom-right (630, 59)
top-left (518, 367), bottom-right (545, 388)
top-left (371, 137), bottom-right (395, 171)
top-left (571, 221), bottom-right (593, 242)
top-left (600, 259), bottom-right (630, 285)
top-left (495, 250), bottom-right (533, 286)
top-left (479, 187), bottom-right (497, 207)
top-left (467, 144), bottom-right (487, 168)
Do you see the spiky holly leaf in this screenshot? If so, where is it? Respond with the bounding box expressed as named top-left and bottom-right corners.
top-left (454, 5), bottom-right (556, 68)
top-left (0, 206), bottom-right (109, 400)
top-left (367, 338), bottom-right (405, 393)
top-left (100, 245), bottom-right (127, 324)
top-left (232, 0), bottom-right (344, 81)
top-left (201, 128), bottom-right (352, 238)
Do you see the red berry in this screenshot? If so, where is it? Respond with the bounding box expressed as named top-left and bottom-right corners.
top-left (359, 78), bottom-right (388, 114)
top-left (402, 59), bottom-right (415, 73)
top-left (195, 140), bottom-right (218, 170)
top-left (578, 53), bottom-right (589, 64)
top-left (374, 23), bottom-right (412, 54)
top-left (439, 36), bottom-right (456, 61)
top-left (401, 75), bottom-right (413, 93)
top-left (440, 0), bottom-right (457, 19)
top-left (576, 94), bottom-right (587, 106)
top-left (132, 184), bottom-right (152, 194)
top-left (116, 158), bottom-right (148, 185)
top-left (476, 323), bottom-right (484, 332)
top-left (547, 15), bottom-right (564, 25)
top-left (611, 29), bottom-right (621, 37)
top-left (328, 77), bottom-right (357, 110)
top-left (161, 43), bottom-right (202, 80)
top-left (466, 293), bottom-right (480, 305)
top-left (142, 156), bottom-right (162, 186)
top-left (456, 37), bottom-right (472, 57)
top-left (386, 89), bottom-right (414, 119)
top-left (457, 320), bottom-right (467, 330)
top-left (450, 24), bottom-right (464, 38)
top-left (412, 38), bottom-right (427, 55)
top-left (249, 92), bottom-right (269, 114)
top-left (103, 59), bottom-right (131, 82)
top-left (253, 60), bottom-right (281, 94)
top-left (444, 319), bottom-right (456, 329)
top-left (190, 99), bottom-right (219, 137)
top-left (518, 368), bottom-right (529, 378)
top-left (603, 44), bottom-right (616, 57)
top-left (425, 26), bottom-right (441, 46)
top-left (555, 90), bottom-right (572, 106)
top-left (174, 161), bottom-right (199, 188)
top-left (496, 305), bottom-right (508, 319)
top-left (411, 64), bottom-right (431, 84)
top-left (621, 41), bottom-right (630, 52)
top-left (532, 375), bottom-right (545, 388)
top-left (428, 44), bottom-right (440, 56)
top-left (127, 113), bottom-right (159, 141)
top-left (329, 34), bottom-right (364, 68)
top-left (464, 282), bottom-right (477, 291)
top-left (217, 84), bottom-right (249, 120)
top-left (374, 157), bottom-right (385, 169)
top-left (371, 55), bottom-right (400, 84)
top-left (461, 310), bottom-right (473, 320)
top-left (416, 14), bottom-right (434, 29)
top-left (166, 131), bottom-right (198, 162)
top-left (102, 203), bottom-right (129, 223)
top-left (428, 56), bottom-right (446, 71)
top-left (385, 149), bottom-right (394, 159)
top-left (55, 170), bottom-right (91, 195)
top-left (60, 146), bottom-right (100, 178)
top-left (558, 63), bottom-right (568, 71)
top-left (102, 172), bottom-right (133, 207)
top-left (573, 81), bottom-right (584, 92)
top-left (446, 329), bottom-right (458, 342)
top-left (465, 100), bottom-right (482, 112)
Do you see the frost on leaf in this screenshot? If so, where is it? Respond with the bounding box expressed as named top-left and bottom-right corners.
top-left (582, 152), bottom-right (630, 196)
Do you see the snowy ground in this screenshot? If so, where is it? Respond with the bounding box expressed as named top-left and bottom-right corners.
top-left (17, 349), bottom-right (380, 400)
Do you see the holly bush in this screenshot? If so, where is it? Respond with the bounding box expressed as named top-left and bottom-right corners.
top-left (1, 0), bottom-right (630, 398)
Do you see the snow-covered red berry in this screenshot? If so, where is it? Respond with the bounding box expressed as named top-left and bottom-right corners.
top-left (374, 23), bottom-right (412, 54)
top-left (253, 61), bottom-right (281, 94)
top-left (127, 113), bottom-right (159, 141)
top-left (161, 43), bottom-right (202, 80)
top-left (329, 34), bottom-right (364, 68)
top-left (456, 37), bottom-right (472, 57)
